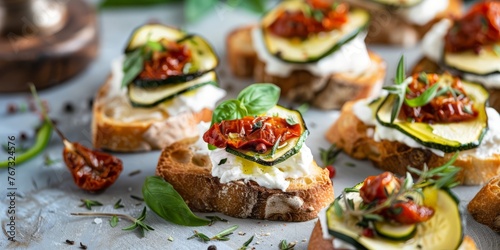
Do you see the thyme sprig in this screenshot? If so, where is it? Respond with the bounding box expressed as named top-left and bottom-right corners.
top-left (279, 239), bottom-right (296, 250)
top-left (71, 207), bottom-right (154, 238)
top-left (238, 235), bottom-right (254, 250)
top-left (79, 199), bottom-right (103, 210)
top-left (319, 143), bottom-right (341, 166)
top-left (206, 215), bottom-right (228, 226)
top-left (188, 225), bottom-right (238, 242)
top-left (335, 153), bottom-right (460, 224)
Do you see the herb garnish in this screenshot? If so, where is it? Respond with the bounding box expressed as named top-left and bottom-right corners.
top-left (114, 199), bottom-right (124, 209)
top-left (71, 207), bottom-right (154, 238)
top-left (319, 144), bottom-right (341, 166)
top-left (188, 225), bottom-right (239, 242)
top-left (206, 215), bottom-right (228, 226)
top-left (43, 153), bottom-right (61, 166)
top-left (130, 195), bottom-right (144, 202)
top-left (110, 215), bottom-right (119, 228)
top-left (286, 116), bottom-right (298, 125)
top-left (238, 235), bottom-right (255, 250)
top-left (79, 199), bottom-right (103, 210)
top-left (142, 176), bottom-right (210, 226)
top-left (279, 239), bottom-right (296, 250)
top-left (79, 242), bottom-right (87, 250)
top-left (383, 56), bottom-right (452, 123)
top-left (334, 153), bottom-right (460, 226)
top-left (210, 84), bottom-right (280, 126)
top-left (128, 169), bottom-right (141, 176)
top-left (218, 158), bottom-right (228, 166)
top-left (121, 40), bottom-right (164, 88)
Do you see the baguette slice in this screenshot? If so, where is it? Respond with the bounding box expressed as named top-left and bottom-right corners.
top-left (412, 56), bottom-right (500, 114)
top-left (155, 142), bottom-right (334, 222)
top-left (343, 0), bottom-right (462, 47)
top-left (226, 26), bottom-right (386, 110)
top-left (325, 101), bottom-right (500, 185)
top-left (307, 221), bottom-right (478, 249)
top-left (468, 176), bottom-right (500, 233)
top-left (92, 77), bottom-right (212, 152)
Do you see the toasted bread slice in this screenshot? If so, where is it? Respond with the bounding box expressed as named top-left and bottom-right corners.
top-left (155, 142), bottom-right (334, 222)
top-left (412, 56), bottom-right (500, 113)
top-left (91, 77), bottom-right (212, 152)
top-left (343, 0), bottom-right (462, 46)
top-left (325, 101), bottom-right (500, 185)
top-left (307, 221), bottom-right (478, 250)
top-left (226, 26), bottom-right (386, 110)
top-left (468, 176), bottom-right (500, 233)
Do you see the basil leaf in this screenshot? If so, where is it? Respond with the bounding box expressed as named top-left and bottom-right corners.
top-left (186, 0), bottom-right (218, 22)
top-left (232, 0), bottom-right (266, 13)
top-left (237, 84), bottom-right (280, 115)
top-left (122, 52), bottom-right (143, 88)
top-left (142, 176), bottom-right (210, 226)
top-left (211, 99), bottom-right (247, 124)
top-left (404, 83), bottom-right (440, 107)
top-left (123, 49), bottom-right (141, 71)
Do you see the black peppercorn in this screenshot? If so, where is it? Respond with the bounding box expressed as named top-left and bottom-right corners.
top-left (207, 245), bottom-right (217, 250)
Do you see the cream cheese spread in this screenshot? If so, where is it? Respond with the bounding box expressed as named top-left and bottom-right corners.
top-left (399, 0), bottom-right (449, 26)
top-left (251, 28), bottom-right (371, 77)
top-left (209, 144), bottom-right (315, 191)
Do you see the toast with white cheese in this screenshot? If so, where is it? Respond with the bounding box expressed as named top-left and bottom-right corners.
top-left (92, 76), bottom-right (213, 152)
top-left (325, 101), bottom-right (500, 185)
top-left (343, 0), bottom-right (462, 47)
top-left (468, 176), bottom-right (500, 233)
top-left (91, 24), bottom-right (226, 152)
top-left (226, 26), bottom-right (386, 110)
top-left (155, 141), bottom-right (334, 222)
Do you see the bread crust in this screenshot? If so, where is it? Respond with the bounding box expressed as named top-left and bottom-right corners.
top-left (226, 26), bottom-right (386, 110)
top-left (344, 0), bottom-right (463, 46)
top-left (91, 77), bottom-right (212, 152)
top-left (155, 142), bottom-right (334, 222)
top-left (412, 56), bottom-right (500, 113)
top-left (307, 221), bottom-right (478, 249)
top-left (326, 101), bottom-right (500, 185)
top-left (468, 176), bottom-right (500, 233)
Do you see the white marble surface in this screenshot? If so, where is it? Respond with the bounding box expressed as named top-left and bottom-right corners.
top-left (0, 1), bottom-right (499, 249)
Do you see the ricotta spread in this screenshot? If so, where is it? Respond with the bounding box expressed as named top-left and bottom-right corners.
top-left (399, 0), bottom-right (449, 26)
top-left (352, 97), bottom-right (500, 158)
top-left (251, 28), bottom-right (371, 77)
top-left (105, 57), bottom-right (226, 122)
top-left (209, 144), bottom-right (315, 191)
top-left (422, 19), bottom-right (500, 88)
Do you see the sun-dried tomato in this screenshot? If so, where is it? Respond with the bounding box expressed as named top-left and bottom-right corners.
top-left (360, 172), bottom-right (401, 204)
top-left (268, 1), bottom-right (349, 39)
top-left (384, 201), bottom-right (435, 224)
top-left (400, 73), bottom-right (478, 123)
top-left (138, 41), bottom-right (192, 80)
top-left (63, 142), bottom-right (123, 192)
top-left (203, 116), bottom-right (301, 153)
top-left (445, 2), bottom-right (500, 53)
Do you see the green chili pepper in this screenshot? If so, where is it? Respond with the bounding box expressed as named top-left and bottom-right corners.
top-left (0, 120), bottom-right (52, 168)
